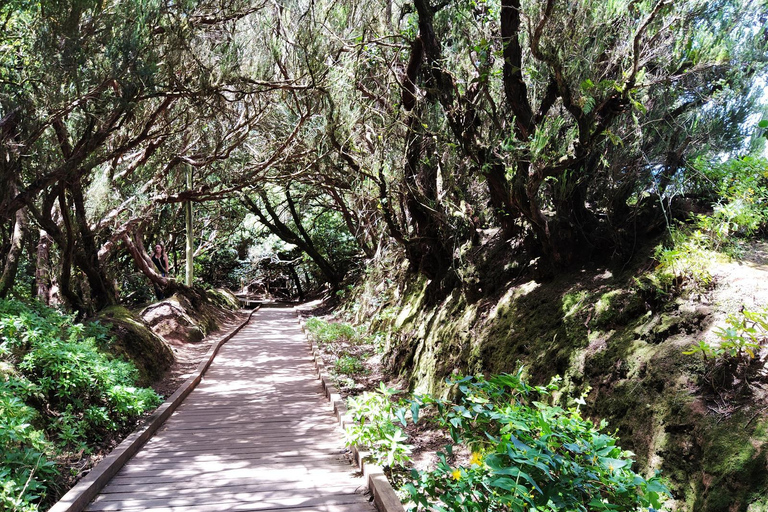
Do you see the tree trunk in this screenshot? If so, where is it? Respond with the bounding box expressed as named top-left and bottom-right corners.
top-left (69, 179), bottom-right (117, 308)
top-left (328, 187), bottom-right (374, 258)
top-left (0, 203), bottom-right (28, 298)
top-left (56, 192), bottom-right (87, 312)
top-left (35, 230), bottom-right (53, 304)
top-left (287, 264), bottom-right (304, 301)
top-left (185, 166), bottom-right (194, 286)
top-left (242, 192), bottom-right (342, 289)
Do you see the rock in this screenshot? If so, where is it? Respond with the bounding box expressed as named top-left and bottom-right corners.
top-left (141, 299), bottom-right (201, 345)
top-left (98, 306), bottom-right (175, 386)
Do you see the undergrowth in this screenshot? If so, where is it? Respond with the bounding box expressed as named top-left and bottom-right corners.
top-left (0, 299), bottom-right (161, 510)
top-left (304, 316), bottom-right (377, 392)
top-left (638, 156), bottom-right (767, 302)
top-left (346, 372), bottom-right (669, 511)
top-left (684, 307), bottom-right (768, 396)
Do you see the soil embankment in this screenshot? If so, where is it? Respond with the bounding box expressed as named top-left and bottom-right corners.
top-left (347, 242), bottom-right (768, 510)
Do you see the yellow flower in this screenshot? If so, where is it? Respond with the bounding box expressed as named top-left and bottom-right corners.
top-left (469, 452), bottom-right (483, 466)
top-left (451, 468), bottom-right (462, 480)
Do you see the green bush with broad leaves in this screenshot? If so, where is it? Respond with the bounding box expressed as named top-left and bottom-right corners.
top-left (334, 354), bottom-right (367, 375)
top-left (0, 379), bottom-right (56, 512)
top-left (405, 374), bottom-right (668, 511)
top-left (305, 317), bottom-right (360, 344)
top-left (638, 231), bottom-right (716, 299)
top-left (684, 307), bottom-right (768, 395)
top-left (345, 383), bottom-right (413, 467)
top-left (638, 156), bottom-right (768, 301)
top-left (0, 299), bottom-right (162, 510)
top-left (346, 373), bottom-right (669, 511)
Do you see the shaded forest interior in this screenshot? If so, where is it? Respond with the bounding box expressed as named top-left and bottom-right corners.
top-left (1, 0), bottom-right (768, 511)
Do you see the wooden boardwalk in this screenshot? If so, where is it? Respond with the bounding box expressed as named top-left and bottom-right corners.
top-left (85, 307), bottom-right (375, 512)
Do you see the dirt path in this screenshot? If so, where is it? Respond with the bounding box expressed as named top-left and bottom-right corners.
top-left (705, 240), bottom-right (768, 337)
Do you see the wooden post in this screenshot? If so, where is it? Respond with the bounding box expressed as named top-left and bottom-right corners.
top-left (185, 166), bottom-right (194, 287)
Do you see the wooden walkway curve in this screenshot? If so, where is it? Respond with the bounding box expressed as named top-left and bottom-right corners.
top-left (85, 307), bottom-right (375, 512)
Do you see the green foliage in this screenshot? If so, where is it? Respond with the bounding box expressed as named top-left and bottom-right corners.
top-left (196, 248), bottom-right (242, 290)
top-left (638, 232), bottom-right (716, 299)
top-left (119, 272), bottom-right (156, 305)
top-left (334, 354), bottom-right (367, 375)
top-left (692, 156), bottom-right (768, 251)
top-left (345, 374), bottom-right (668, 510)
top-left (305, 317), bottom-right (360, 344)
top-left (404, 373), bottom-right (669, 511)
top-left (0, 378), bottom-right (56, 511)
top-left (684, 308), bottom-right (768, 394)
top-left (0, 298), bottom-right (162, 510)
top-left (345, 383), bottom-right (413, 467)
top-left (638, 157), bottom-right (768, 301)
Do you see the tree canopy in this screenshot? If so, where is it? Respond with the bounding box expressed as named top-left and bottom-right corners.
top-left (1, 0), bottom-right (766, 307)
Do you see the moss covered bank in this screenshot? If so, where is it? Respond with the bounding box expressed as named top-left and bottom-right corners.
top-left (345, 254), bottom-right (768, 511)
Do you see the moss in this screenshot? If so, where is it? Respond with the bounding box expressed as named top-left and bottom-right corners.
top-left (562, 290), bottom-right (589, 316)
top-left (99, 306), bottom-right (174, 386)
top-left (351, 249), bottom-right (768, 511)
top-left (0, 361), bottom-right (16, 379)
top-left (394, 278), bottom-right (429, 330)
top-left (748, 497), bottom-right (768, 512)
top-left (206, 288), bottom-right (240, 310)
top-left (688, 414), bottom-right (768, 511)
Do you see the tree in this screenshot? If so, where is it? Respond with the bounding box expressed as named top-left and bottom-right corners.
top-left (0, 0), bottom-right (313, 310)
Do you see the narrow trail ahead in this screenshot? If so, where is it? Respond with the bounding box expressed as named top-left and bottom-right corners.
top-left (85, 307), bottom-right (374, 512)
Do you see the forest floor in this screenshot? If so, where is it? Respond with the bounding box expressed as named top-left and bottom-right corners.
top-left (707, 241), bottom-right (768, 317)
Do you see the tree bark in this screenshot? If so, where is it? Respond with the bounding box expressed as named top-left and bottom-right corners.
top-left (56, 192), bottom-right (87, 312)
top-left (35, 230), bottom-right (53, 304)
top-left (185, 165), bottom-right (194, 286)
top-left (287, 264), bottom-right (304, 301)
top-left (0, 202), bottom-right (28, 298)
top-left (69, 178), bottom-right (117, 308)
top-left (242, 191), bottom-right (342, 289)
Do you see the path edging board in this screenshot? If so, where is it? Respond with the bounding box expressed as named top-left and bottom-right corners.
top-left (295, 310), bottom-right (406, 512)
top-left (48, 306), bottom-right (260, 512)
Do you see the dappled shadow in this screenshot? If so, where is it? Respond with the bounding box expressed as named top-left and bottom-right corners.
top-left (85, 307), bottom-right (373, 512)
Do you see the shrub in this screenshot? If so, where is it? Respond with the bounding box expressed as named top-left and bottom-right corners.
top-left (346, 373), bottom-right (669, 510)
top-left (345, 383), bottom-right (413, 467)
top-left (639, 231), bottom-right (716, 299)
top-left (403, 373), bottom-right (668, 511)
top-left (684, 307), bottom-right (768, 395)
top-left (639, 157), bottom-right (768, 302)
top-left (0, 298), bottom-right (162, 510)
top-left (305, 317), bottom-right (360, 344)
top-left (0, 379), bottom-right (56, 511)
top-left (334, 354), bottom-right (367, 375)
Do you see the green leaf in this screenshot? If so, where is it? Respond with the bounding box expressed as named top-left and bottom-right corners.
top-left (489, 477), bottom-right (525, 492)
top-left (600, 457), bottom-right (629, 471)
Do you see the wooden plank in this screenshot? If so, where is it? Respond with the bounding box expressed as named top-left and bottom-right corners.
top-left (114, 460), bottom-right (354, 479)
top-left (138, 430), bottom-right (341, 444)
top-left (81, 307), bottom-right (373, 512)
top-left (105, 471), bottom-right (367, 489)
top-left (49, 309), bottom-right (260, 512)
top-left (131, 445), bottom-right (345, 460)
top-left (89, 490), bottom-right (369, 510)
top-left (139, 438), bottom-right (343, 450)
top-left (156, 416), bottom-right (339, 428)
top-left (100, 480), bottom-right (363, 496)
